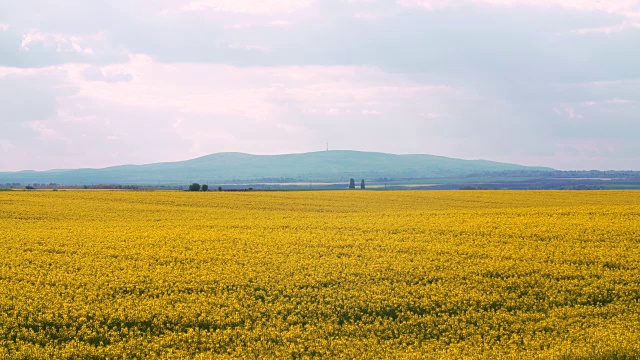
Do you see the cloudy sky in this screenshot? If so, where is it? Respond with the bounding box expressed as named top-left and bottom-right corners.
top-left (1, 0), bottom-right (638, 171)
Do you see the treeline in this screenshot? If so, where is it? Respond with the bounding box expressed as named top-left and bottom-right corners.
top-left (468, 170), bottom-right (640, 179)
top-left (4, 183), bottom-right (57, 188)
top-left (4, 184), bottom-right (181, 190)
top-left (187, 183), bottom-right (254, 192)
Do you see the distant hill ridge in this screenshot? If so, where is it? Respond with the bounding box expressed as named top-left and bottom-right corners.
top-left (0, 150), bottom-right (553, 185)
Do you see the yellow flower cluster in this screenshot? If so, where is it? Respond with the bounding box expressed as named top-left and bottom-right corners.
top-left (1, 190), bottom-right (639, 358)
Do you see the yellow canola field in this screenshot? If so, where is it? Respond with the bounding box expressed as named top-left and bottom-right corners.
top-left (1, 190), bottom-right (639, 359)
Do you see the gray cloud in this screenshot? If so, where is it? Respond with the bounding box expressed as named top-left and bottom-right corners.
top-left (0, 75), bottom-right (60, 123)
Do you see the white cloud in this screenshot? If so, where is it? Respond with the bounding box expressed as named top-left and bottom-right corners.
top-left (353, 12), bottom-right (383, 20)
top-left (23, 120), bottom-right (72, 143)
top-left (0, 66), bottom-right (49, 78)
top-left (270, 20), bottom-right (290, 27)
top-left (554, 106), bottom-right (584, 120)
top-left (571, 21), bottom-right (640, 35)
top-left (0, 140), bottom-right (15, 153)
top-left (226, 43), bottom-right (271, 52)
top-left (223, 20), bottom-right (290, 30)
top-left (420, 113), bottom-right (444, 119)
top-left (361, 109), bottom-right (381, 116)
top-left (82, 66), bottom-right (134, 83)
top-left (478, 0), bottom-right (639, 13)
top-left (607, 99), bottom-right (635, 104)
top-left (399, 0), bottom-right (640, 19)
top-left (398, 0), bottom-right (640, 38)
top-left (182, 0), bottom-right (314, 14)
top-left (20, 30), bottom-right (103, 54)
top-left (51, 55), bottom-right (453, 125)
top-left (397, 0), bottom-right (450, 10)
top-left (583, 99), bottom-right (636, 106)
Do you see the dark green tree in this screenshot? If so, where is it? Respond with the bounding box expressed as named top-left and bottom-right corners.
top-left (361, 179), bottom-right (365, 189)
top-left (188, 183), bottom-right (201, 191)
top-left (218, 186), bottom-right (223, 192)
top-left (349, 178), bottom-right (356, 189)
top-left (201, 184), bottom-right (209, 192)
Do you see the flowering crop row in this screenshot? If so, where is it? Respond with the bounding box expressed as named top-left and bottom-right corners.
top-left (1, 190), bottom-right (639, 358)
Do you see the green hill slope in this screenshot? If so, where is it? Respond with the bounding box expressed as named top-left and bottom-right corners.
top-left (0, 151), bottom-right (552, 185)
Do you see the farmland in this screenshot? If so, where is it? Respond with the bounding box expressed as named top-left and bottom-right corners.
top-left (1, 191), bottom-right (640, 358)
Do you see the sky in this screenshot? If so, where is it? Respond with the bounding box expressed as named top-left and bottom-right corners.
top-left (0, 0), bottom-right (639, 171)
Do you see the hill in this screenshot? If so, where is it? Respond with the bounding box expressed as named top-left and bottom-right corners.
top-left (0, 151), bottom-right (553, 185)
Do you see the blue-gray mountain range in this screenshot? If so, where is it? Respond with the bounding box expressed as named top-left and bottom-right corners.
top-left (0, 151), bottom-right (553, 185)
